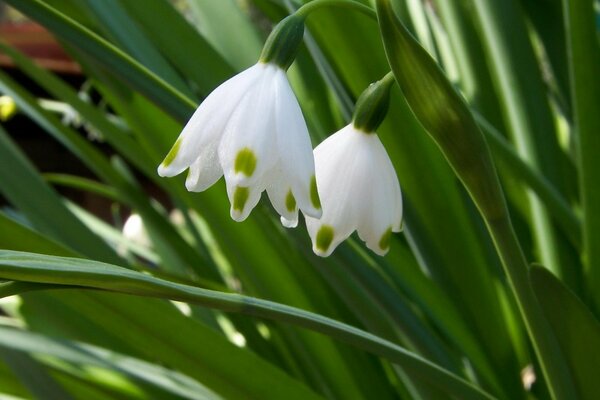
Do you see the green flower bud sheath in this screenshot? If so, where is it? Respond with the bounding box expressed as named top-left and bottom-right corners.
top-left (352, 73), bottom-right (395, 133)
top-left (260, 14), bottom-right (305, 70)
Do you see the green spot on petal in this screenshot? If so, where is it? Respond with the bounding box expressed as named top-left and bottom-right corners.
top-left (316, 225), bottom-right (334, 252)
top-left (285, 189), bottom-right (296, 212)
top-left (310, 175), bottom-right (321, 209)
top-left (234, 148), bottom-right (257, 176)
top-left (379, 227), bottom-right (393, 250)
top-left (161, 138), bottom-right (181, 167)
top-left (233, 187), bottom-right (249, 212)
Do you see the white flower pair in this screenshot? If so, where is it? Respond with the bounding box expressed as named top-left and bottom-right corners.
top-left (158, 62), bottom-right (402, 257)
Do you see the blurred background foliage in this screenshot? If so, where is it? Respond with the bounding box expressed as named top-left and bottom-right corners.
top-left (0, 0), bottom-right (598, 399)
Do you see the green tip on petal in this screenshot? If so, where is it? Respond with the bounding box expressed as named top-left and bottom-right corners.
top-left (161, 138), bottom-right (181, 168)
top-left (379, 227), bottom-right (393, 251)
top-left (234, 147), bottom-right (257, 177)
top-left (316, 225), bottom-right (334, 252)
top-left (285, 189), bottom-right (296, 212)
top-left (310, 175), bottom-right (321, 209)
top-left (233, 186), bottom-right (249, 212)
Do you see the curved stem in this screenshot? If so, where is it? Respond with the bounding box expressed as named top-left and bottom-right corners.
top-left (295, 0), bottom-right (376, 20)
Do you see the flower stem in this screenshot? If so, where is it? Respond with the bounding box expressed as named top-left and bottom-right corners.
top-left (295, 0), bottom-right (376, 20)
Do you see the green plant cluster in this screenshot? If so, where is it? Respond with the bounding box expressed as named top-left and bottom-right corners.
top-left (0, 0), bottom-right (598, 399)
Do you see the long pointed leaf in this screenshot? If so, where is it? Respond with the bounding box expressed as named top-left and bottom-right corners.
top-left (0, 250), bottom-right (494, 400)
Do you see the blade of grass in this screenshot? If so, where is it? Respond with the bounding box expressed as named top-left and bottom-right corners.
top-left (16, 289), bottom-right (323, 400)
top-left (0, 349), bottom-right (73, 400)
top-left (119, 0), bottom-right (236, 93)
top-left (186, 0), bottom-right (262, 70)
top-left (530, 267), bottom-right (600, 398)
top-left (0, 326), bottom-right (222, 400)
top-left (475, 113), bottom-right (581, 248)
top-left (375, 1), bottom-right (577, 398)
top-left (0, 212), bottom-right (79, 258)
top-left (4, 0), bottom-right (195, 122)
top-left (77, 0), bottom-right (193, 97)
top-left (562, 0), bottom-right (600, 314)
top-left (0, 250), bottom-right (495, 400)
top-left (0, 126), bottom-right (121, 264)
top-left (43, 174), bottom-right (122, 203)
top-left (0, 42), bottom-right (157, 178)
top-left (0, 69), bottom-right (219, 279)
top-left (468, 0), bottom-right (569, 280)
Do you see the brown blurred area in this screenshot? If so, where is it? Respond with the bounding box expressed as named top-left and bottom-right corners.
top-left (0, 3), bottom-right (80, 73)
top-left (0, 3), bottom-right (131, 223)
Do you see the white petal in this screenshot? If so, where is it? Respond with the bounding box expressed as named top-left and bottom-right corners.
top-left (184, 139), bottom-right (223, 192)
top-left (281, 217), bottom-right (298, 228)
top-left (273, 69), bottom-right (322, 219)
top-left (225, 176), bottom-right (267, 222)
top-left (219, 65), bottom-right (279, 189)
top-left (266, 163), bottom-right (298, 228)
top-left (356, 134), bottom-right (402, 255)
top-left (387, 157), bottom-right (403, 233)
top-left (158, 64), bottom-right (263, 177)
top-left (305, 126), bottom-right (364, 256)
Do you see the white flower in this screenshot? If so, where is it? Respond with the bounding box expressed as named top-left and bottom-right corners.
top-left (305, 124), bottom-right (402, 257)
top-left (157, 62), bottom-right (322, 226)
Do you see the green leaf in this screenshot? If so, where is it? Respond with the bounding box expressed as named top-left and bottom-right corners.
top-left (530, 267), bottom-right (600, 399)
top-left (0, 325), bottom-right (221, 400)
top-left (186, 0), bottom-right (262, 70)
top-left (375, 1), bottom-right (578, 398)
top-left (0, 349), bottom-right (73, 400)
top-left (119, 0), bottom-right (236, 93)
top-left (44, 174), bottom-right (123, 203)
top-left (0, 67), bottom-right (211, 279)
top-left (0, 126), bottom-right (120, 264)
top-left (0, 212), bottom-right (78, 258)
top-left (475, 114), bottom-right (581, 248)
top-left (468, 0), bottom-right (571, 282)
top-left (0, 250), bottom-right (494, 400)
top-left (17, 290), bottom-right (321, 400)
top-left (3, 0), bottom-right (195, 122)
top-left (375, 0), bottom-right (501, 218)
top-left (76, 0), bottom-right (193, 97)
top-left (562, 0), bottom-right (600, 314)
top-left (0, 42), bottom-right (157, 178)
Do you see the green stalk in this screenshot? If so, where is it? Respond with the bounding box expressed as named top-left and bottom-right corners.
top-left (484, 216), bottom-right (576, 400)
top-left (469, 0), bottom-right (566, 279)
top-left (562, 0), bottom-right (600, 313)
top-left (374, 1), bottom-right (577, 398)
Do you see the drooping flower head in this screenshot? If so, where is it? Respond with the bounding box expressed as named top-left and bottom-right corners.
top-left (305, 75), bottom-right (403, 256)
top-left (158, 15), bottom-right (321, 227)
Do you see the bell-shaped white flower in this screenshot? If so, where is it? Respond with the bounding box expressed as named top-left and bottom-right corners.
top-left (304, 124), bottom-right (403, 257)
top-left (157, 15), bottom-right (322, 226)
top-left (157, 62), bottom-right (322, 225)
